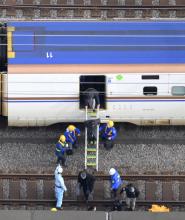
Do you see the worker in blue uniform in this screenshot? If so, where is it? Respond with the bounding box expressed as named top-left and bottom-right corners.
top-left (109, 168), bottom-right (123, 199)
top-left (54, 165), bottom-right (67, 210)
top-left (99, 120), bottom-right (117, 150)
top-left (64, 125), bottom-right (80, 152)
top-left (55, 135), bottom-right (68, 166)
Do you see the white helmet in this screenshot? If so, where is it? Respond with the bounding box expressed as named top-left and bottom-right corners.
top-left (109, 168), bottom-right (116, 176)
top-left (57, 166), bottom-right (63, 174)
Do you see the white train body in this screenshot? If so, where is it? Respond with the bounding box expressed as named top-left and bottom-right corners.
top-left (5, 72), bottom-right (185, 126)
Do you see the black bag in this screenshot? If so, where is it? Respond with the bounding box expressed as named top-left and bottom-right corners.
top-left (66, 149), bottom-right (73, 155)
top-left (113, 200), bottom-right (122, 211)
top-left (104, 140), bottom-right (113, 150)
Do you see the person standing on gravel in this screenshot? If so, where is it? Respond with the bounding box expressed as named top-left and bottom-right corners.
top-left (54, 165), bottom-right (67, 210)
top-left (55, 135), bottom-right (68, 166)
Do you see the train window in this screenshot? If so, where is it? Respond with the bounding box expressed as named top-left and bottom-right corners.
top-left (171, 86), bottom-right (185, 96)
top-left (142, 75), bottom-right (159, 80)
top-left (143, 87), bottom-right (157, 96)
top-left (79, 75), bottom-right (106, 109)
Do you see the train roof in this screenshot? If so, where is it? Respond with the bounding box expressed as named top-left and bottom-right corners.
top-left (7, 21), bottom-right (185, 71)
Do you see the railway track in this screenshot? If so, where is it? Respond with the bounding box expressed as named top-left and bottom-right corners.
top-left (1, 0), bottom-right (185, 19)
top-left (0, 173), bottom-right (185, 208)
top-left (0, 199), bottom-right (185, 208)
top-left (1, 173), bottom-right (185, 180)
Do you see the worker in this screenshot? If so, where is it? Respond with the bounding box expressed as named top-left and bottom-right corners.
top-left (84, 88), bottom-right (100, 111)
top-left (64, 125), bottom-right (80, 152)
top-left (77, 170), bottom-right (96, 203)
top-left (121, 183), bottom-right (140, 211)
top-left (55, 135), bottom-right (68, 166)
top-left (54, 165), bottom-right (67, 210)
top-left (99, 120), bottom-right (117, 150)
top-left (109, 168), bottom-right (123, 199)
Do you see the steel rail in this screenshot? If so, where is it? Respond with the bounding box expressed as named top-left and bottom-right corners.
top-left (1, 5), bottom-right (185, 10)
top-left (0, 174), bottom-right (185, 181)
top-left (0, 199), bottom-right (184, 206)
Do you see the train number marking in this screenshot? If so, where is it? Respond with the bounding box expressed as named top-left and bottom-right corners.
top-left (46, 52), bottom-right (53, 58)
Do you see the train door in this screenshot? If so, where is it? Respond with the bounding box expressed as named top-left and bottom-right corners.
top-left (79, 75), bottom-right (106, 109)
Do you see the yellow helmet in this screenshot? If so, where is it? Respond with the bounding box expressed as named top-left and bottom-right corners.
top-left (107, 120), bottom-right (114, 128)
top-left (59, 135), bottom-right (66, 142)
top-left (51, 208), bottom-right (57, 212)
top-left (68, 125), bottom-right (75, 132)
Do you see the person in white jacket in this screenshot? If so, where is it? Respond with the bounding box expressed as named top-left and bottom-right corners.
top-left (54, 165), bottom-right (67, 210)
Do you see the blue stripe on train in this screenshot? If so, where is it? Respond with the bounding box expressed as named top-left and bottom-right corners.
top-left (8, 21), bottom-right (185, 64)
top-left (5, 100), bottom-right (185, 103)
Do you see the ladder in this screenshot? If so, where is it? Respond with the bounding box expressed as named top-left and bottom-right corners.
top-left (85, 106), bottom-right (100, 171)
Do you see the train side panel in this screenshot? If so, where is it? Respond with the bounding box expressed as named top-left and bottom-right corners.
top-left (7, 73), bottom-right (185, 126)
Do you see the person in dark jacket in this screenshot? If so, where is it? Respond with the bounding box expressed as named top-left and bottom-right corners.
top-left (55, 135), bottom-right (68, 166)
top-left (84, 88), bottom-right (100, 110)
top-left (77, 170), bottom-right (96, 202)
top-left (121, 183), bottom-right (140, 211)
top-left (84, 119), bottom-right (100, 144)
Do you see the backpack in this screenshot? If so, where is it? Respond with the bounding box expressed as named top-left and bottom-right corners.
top-left (113, 200), bottom-right (122, 211)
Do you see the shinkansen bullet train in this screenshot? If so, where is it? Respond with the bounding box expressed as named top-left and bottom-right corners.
top-left (1, 21), bottom-right (185, 126)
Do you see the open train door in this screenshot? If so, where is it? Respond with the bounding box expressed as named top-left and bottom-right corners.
top-left (79, 75), bottom-right (106, 109)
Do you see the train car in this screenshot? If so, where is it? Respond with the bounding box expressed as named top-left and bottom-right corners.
top-left (1, 21), bottom-right (185, 126)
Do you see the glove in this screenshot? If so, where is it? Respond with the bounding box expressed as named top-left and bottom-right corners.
top-left (108, 137), bottom-right (111, 140)
top-left (66, 144), bottom-right (69, 148)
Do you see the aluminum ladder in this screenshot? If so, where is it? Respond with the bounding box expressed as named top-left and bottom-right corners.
top-left (85, 106), bottom-right (100, 171)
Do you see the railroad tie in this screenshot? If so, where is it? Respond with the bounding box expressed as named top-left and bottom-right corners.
top-left (26, 180), bottom-right (37, 200)
top-left (162, 182), bottom-right (174, 201)
top-left (74, 0), bottom-right (84, 17)
top-left (9, 180), bottom-right (20, 199)
top-left (179, 182), bottom-right (185, 201)
top-left (145, 182), bottom-right (157, 201)
top-left (43, 180), bottom-right (55, 200)
top-left (107, 0), bottom-right (119, 18)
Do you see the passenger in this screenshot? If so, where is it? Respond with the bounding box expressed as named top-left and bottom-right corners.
top-left (55, 135), bottom-right (68, 167)
top-left (121, 183), bottom-right (140, 211)
top-left (64, 125), bottom-right (80, 152)
top-left (84, 88), bottom-right (100, 111)
top-left (84, 119), bottom-right (100, 144)
top-left (109, 168), bottom-right (123, 199)
top-left (99, 120), bottom-right (117, 150)
top-left (54, 165), bottom-right (67, 210)
top-left (77, 170), bottom-right (96, 203)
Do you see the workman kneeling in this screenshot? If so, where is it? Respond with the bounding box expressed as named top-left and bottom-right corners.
top-left (64, 125), bottom-right (80, 153)
top-left (99, 120), bottom-right (117, 150)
